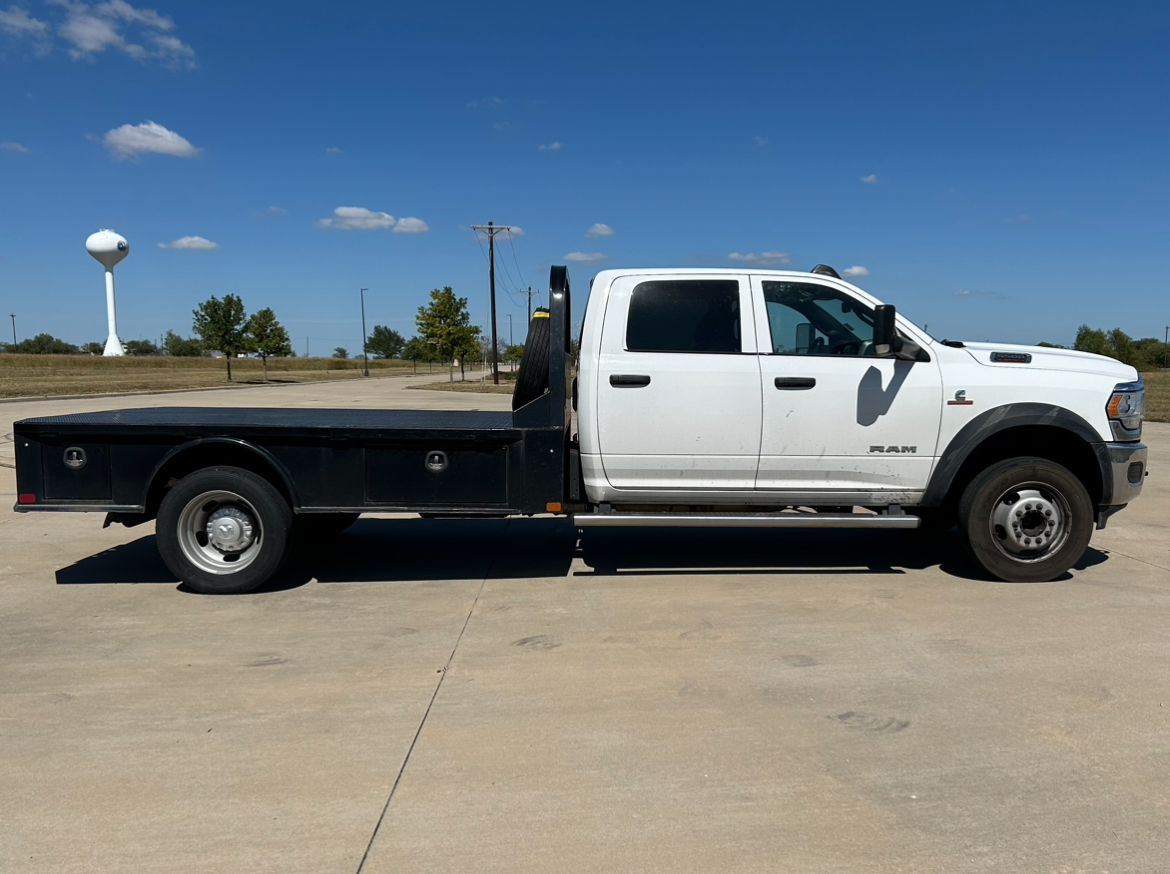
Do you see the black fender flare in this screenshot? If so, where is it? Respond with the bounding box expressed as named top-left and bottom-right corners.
top-left (920, 403), bottom-right (1110, 507)
top-left (143, 437), bottom-right (301, 511)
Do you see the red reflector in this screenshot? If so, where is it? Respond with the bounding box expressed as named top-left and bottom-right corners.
top-left (18, 493), bottom-right (36, 504)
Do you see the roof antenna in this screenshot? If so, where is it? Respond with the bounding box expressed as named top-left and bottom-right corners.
top-left (810, 264), bottom-right (841, 279)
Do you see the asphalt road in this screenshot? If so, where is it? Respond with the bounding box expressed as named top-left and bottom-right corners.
top-left (2, 378), bottom-right (1168, 873)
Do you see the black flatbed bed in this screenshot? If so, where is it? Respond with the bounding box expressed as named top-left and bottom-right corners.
top-left (14, 269), bottom-right (576, 520)
top-left (16, 407), bottom-right (519, 439)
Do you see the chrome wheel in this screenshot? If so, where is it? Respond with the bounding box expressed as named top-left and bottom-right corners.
top-left (176, 490), bottom-right (263, 575)
top-left (988, 482), bottom-right (1071, 562)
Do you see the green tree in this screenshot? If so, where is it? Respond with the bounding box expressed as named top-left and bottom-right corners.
top-left (1073, 325), bottom-right (1112, 358)
top-left (123, 339), bottom-right (158, 356)
top-left (246, 307), bottom-right (292, 381)
top-left (163, 330), bottom-right (203, 357)
top-left (333, 346), bottom-right (349, 359)
top-left (10, 333), bottom-right (79, 354)
top-left (367, 325), bottom-right (405, 359)
top-left (83, 341), bottom-right (105, 355)
top-left (192, 294), bottom-right (250, 381)
top-left (402, 336), bottom-right (437, 362)
top-left (415, 287), bottom-right (481, 381)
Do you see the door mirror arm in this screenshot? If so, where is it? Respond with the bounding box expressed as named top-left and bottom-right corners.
top-left (872, 303), bottom-right (928, 361)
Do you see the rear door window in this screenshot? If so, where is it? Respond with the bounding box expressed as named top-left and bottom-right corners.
top-left (626, 280), bottom-right (741, 353)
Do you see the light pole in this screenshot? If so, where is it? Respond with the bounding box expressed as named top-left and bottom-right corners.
top-left (360, 288), bottom-right (369, 377)
top-left (8, 313), bottom-right (15, 347)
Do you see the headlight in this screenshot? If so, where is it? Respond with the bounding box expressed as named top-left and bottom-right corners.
top-left (1106, 379), bottom-right (1144, 440)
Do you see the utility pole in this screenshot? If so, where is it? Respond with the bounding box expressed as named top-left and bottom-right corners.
top-left (8, 313), bottom-right (15, 346)
top-left (508, 313), bottom-right (513, 346)
top-left (523, 286), bottom-right (540, 322)
top-left (360, 288), bottom-right (369, 377)
top-left (1165, 325), bottom-right (1169, 369)
top-left (305, 336), bottom-right (309, 358)
top-left (471, 221), bottom-right (512, 384)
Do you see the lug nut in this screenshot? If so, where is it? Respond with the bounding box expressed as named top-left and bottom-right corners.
top-left (1025, 503), bottom-right (1033, 510)
top-left (1016, 510), bottom-right (1023, 518)
top-left (1025, 538), bottom-right (1032, 545)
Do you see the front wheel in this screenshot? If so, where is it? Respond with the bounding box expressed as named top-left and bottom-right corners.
top-left (957, 457), bottom-right (1093, 582)
top-left (157, 466), bottom-right (295, 594)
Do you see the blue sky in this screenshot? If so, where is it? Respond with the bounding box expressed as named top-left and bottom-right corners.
top-left (1, 1), bottom-right (1168, 354)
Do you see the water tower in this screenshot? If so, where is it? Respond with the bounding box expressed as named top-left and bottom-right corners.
top-left (85, 229), bottom-right (129, 356)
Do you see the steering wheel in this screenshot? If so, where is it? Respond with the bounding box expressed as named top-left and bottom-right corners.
top-left (830, 341), bottom-right (860, 355)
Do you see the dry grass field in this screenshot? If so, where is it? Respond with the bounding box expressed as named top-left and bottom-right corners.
top-left (0, 354), bottom-right (416, 399)
top-left (1143, 370), bottom-right (1168, 423)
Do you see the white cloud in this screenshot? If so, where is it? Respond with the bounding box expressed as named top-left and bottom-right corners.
top-left (584, 223), bottom-right (613, 238)
top-left (0, 141), bottom-right (29, 152)
top-left (102, 120), bottom-right (202, 159)
top-left (158, 235), bottom-right (217, 250)
top-left (0, 5), bottom-right (47, 34)
top-left (728, 250), bottom-right (790, 265)
top-left (754, 135), bottom-right (768, 146)
top-left (860, 173), bottom-right (879, 184)
top-left (564, 252), bottom-right (608, 262)
top-left (325, 146), bottom-right (342, 154)
top-left (392, 216), bottom-right (429, 234)
top-left (0, 4), bottom-right (50, 54)
top-left (54, 0), bottom-right (196, 69)
top-left (539, 141), bottom-right (563, 151)
top-left (266, 206), bottom-right (286, 214)
top-left (315, 206), bottom-right (396, 231)
top-left (1006, 214), bottom-right (1029, 223)
top-left (466, 96), bottom-right (504, 109)
top-left (954, 288), bottom-right (1005, 298)
top-left (842, 266), bottom-right (870, 277)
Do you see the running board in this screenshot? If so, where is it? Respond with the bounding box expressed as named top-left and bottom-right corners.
top-left (573, 513), bottom-right (920, 529)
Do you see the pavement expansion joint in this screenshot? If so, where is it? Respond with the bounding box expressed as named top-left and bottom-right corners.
top-left (353, 520), bottom-right (506, 874)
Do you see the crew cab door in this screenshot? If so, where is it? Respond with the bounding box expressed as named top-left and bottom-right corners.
top-left (596, 274), bottom-right (762, 490)
top-left (750, 276), bottom-right (943, 493)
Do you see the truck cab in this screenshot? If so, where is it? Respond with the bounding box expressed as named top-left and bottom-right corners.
top-left (574, 266), bottom-right (1147, 581)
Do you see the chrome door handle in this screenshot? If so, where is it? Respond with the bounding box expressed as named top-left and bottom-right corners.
top-left (774, 377), bottom-right (816, 390)
top-left (610, 374), bottom-right (651, 387)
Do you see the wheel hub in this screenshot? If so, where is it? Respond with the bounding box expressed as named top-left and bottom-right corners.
top-left (991, 487), bottom-right (1064, 556)
top-left (206, 506), bottom-right (255, 553)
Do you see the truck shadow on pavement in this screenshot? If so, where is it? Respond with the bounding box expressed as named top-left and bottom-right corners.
top-left (55, 516), bottom-right (1110, 589)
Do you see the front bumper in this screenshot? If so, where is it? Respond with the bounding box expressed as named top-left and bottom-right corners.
top-left (1102, 442), bottom-right (1147, 506)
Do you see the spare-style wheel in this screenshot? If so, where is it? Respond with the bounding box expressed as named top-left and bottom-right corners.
top-left (512, 308), bottom-right (551, 411)
top-left (157, 466), bottom-right (295, 594)
top-left (957, 456), bottom-right (1094, 582)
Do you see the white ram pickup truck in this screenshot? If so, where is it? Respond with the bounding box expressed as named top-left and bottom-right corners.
top-left (13, 263), bottom-right (1147, 593)
top-left (573, 265), bottom-right (1148, 582)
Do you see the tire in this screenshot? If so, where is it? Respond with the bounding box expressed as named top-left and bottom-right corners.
top-left (298, 512), bottom-right (360, 538)
top-left (156, 466), bottom-right (295, 594)
top-left (512, 309), bottom-right (551, 411)
top-left (957, 457), bottom-right (1093, 582)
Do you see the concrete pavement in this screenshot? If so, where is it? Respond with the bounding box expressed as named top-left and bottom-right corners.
top-left (1, 378), bottom-right (1168, 873)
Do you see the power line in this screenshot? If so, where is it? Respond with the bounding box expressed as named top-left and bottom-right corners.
top-left (507, 233), bottom-right (527, 291)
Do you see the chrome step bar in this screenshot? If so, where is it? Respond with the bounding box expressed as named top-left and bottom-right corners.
top-left (573, 513), bottom-right (920, 529)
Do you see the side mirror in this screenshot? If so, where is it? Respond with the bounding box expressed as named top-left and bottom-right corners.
top-left (795, 322), bottom-right (812, 354)
top-left (872, 304), bottom-right (903, 357)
